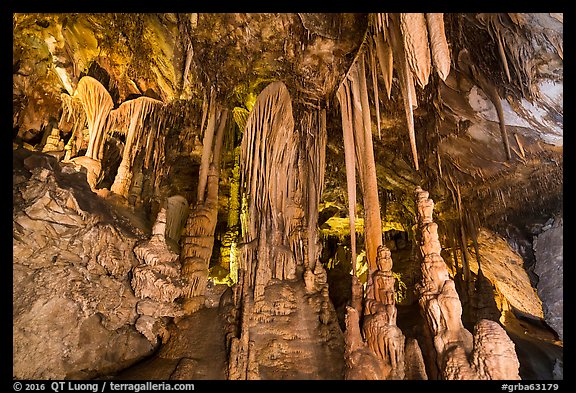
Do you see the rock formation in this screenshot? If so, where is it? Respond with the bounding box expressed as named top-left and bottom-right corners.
top-left (12, 13), bottom-right (562, 381)
top-left (13, 150), bottom-right (154, 379)
top-left (131, 205), bottom-right (187, 344)
top-left (106, 96), bottom-right (164, 198)
top-left (533, 216), bottom-right (563, 340)
top-left (414, 186), bottom-right (520, 380)
top-left (226, 81), bottom-right (344, 380)
top-left (362, 246), bottom-right (406, 380)
top-left (41, 127), bottom-right (64, 154)
top-left (180, 103), bottom-right (228, 314)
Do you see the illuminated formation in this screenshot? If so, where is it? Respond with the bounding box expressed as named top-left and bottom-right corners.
top-left (12, 13), bottom-right (562, 380)
top-left (414, 186), bottom-right (521, 380)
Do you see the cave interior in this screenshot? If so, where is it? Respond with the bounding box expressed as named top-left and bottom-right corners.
top-left (12, 12), bottom-right (563, 381)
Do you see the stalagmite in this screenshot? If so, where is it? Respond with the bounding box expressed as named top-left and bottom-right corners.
top-left (107, 96), bottom-right (164, 197)
top-left (41, 128), bottom-right (64, 153)
top-left (425, 13), bottom-right (451, 81)
top-left (131, 205), bottom-right (187, 344)
top-left (414, 186), bottom-right (520, 380)
top-left (363, 245), bottom-right (406, 380)
top-left (344, 306), bottom-right (385, 380)
top-left (400, 13), bottom-right (431, 89)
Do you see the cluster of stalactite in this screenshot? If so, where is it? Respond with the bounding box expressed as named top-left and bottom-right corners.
top-left (54, 76), bottom-right (172, 196)
top-left (337, 58), bottom-right (424, 380)
top-left (179, 90), bottom-right (229, 314)
top-left (106, 96), bottom-right (164, 197)
top-left (226, 81), bottom-right (330, 379)
top-left (367, 13), bottom-right (451, 171)
top-left (414, 186), bottom-right (521, 380)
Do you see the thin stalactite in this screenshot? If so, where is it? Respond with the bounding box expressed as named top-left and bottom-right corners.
top-left (197, 89), bottom-right (217, 203)
top-left (336, 82), bottom-right (357, 277)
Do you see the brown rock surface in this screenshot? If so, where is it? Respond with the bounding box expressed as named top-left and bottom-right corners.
top-left (13, 150), bottom-right (154, 379)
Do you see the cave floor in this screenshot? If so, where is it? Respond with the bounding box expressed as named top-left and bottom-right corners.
top-left (110, 307), bottom-right (227, 380)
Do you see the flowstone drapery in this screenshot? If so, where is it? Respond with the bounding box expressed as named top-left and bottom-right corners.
top-left (106, 96), bottom-right (164, 198)
top-left (226, 81), bottom-right (343, 380)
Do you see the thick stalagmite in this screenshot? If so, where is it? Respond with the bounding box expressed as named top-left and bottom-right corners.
top-left (414, 186), bottom-right (520, 380)
top-left (131, 205), bottom-right (186, 344)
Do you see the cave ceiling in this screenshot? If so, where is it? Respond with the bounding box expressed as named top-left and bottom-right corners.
top-left (12, 12), bottom-right (563, 242)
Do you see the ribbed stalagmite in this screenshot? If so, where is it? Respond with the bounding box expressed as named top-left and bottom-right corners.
top-left (414, 186), bottom-right (520, 380)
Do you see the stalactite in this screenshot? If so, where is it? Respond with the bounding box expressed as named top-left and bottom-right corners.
top-left (338, 53), bottom-right (411, 380)
top-left (347, 60), bottom-right (383, 271)
top-left (165, 195), bottom-right (189, 244)
top-left (238, 81), bottom-right (298, 297)
top-left (106, 96), bottom-right (164, 197)
top-left (458, 49), bottom-right (511, 161)
top-left (389, 16), bottom-right (420, 171)
top-left (180, 107), bottom-right (228, 314)
top-left (399, 13), bottom-right (431, 89)
top-left (369, 38), bottom-right (382, 138)
top-left (74, 76), bottom-right (113, 161)
top-left (336, 83), bottom-right (357, 279)
top-left (495, 30), bottom-right (512, 83)
top-left (374, 32), bottom-right (394, 100)
top-left (59, 93), bottom-right (87, 160)
top-left (514, 133), bottom-right (526, 159)
top-left (197, 89), bottom-right (217, 204)
top-left (425, 13), bottom-right (451, 81)
top-left (305, 109), bottom-right (327, 271)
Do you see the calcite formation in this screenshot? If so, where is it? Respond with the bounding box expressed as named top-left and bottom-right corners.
top-left (131, 205), bottom-right (187, 344)
top-left (362, 246), bottom-right (406, 380)
top-left (41, 127), bottom-right (64, 153)
top-left (226, 81), bottom-right (343, 380)
top-left (414, 186), bottom-right (520, 380)
top-left (13, 150), bottom-right (154, 379)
